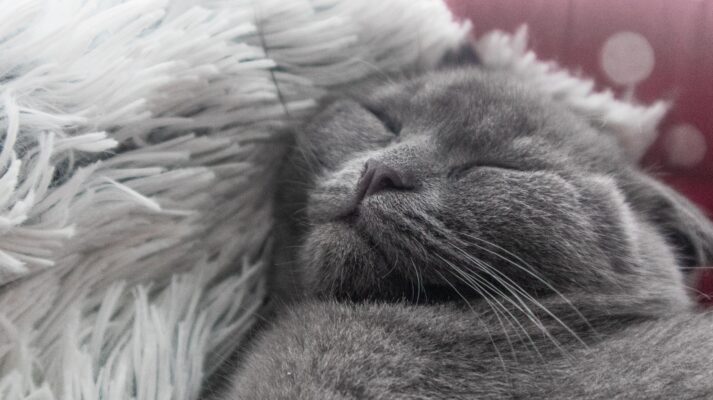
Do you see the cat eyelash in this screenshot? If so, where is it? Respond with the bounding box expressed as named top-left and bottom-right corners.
top-left (446, 161), bottom-right (521, 179)
top-left (363, 104), bottom-right (402, 136)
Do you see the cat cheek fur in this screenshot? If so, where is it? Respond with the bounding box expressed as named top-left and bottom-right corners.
top-left (623, 172), bottom-right (713, 269)
top-left (573, 175), bottom-right (691, 312)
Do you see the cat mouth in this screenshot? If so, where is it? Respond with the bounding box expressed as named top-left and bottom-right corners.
top-left (310, 185), bottom-right (399, 225)
top-left (309, 217), bottom-right (487, 305)
top-left (327, 196), bottom-right (389, 225)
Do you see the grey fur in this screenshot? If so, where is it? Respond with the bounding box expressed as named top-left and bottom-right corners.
top-left (225, 66), bottom-right (713, 399)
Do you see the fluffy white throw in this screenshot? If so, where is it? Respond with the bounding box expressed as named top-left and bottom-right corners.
top-left (0, 1), bottom-right (665, 399)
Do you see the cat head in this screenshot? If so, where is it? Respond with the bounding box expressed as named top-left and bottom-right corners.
top-left (274, 63), bottom-right (713, 314)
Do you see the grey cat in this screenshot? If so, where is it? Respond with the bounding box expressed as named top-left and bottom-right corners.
top-left (224, 54), bottom-right (713, 399)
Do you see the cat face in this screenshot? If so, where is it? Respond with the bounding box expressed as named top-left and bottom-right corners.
top-left (277, 67), bottom-right (713, 308)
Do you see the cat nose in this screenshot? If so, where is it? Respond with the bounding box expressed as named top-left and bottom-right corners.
top-left (355, 159), bottom-right (411, 203)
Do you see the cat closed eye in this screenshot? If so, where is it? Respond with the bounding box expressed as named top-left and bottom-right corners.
top-left (363, 104), bottom-right (402, 136)
top-left (446, 161), bottom-right (521, 179)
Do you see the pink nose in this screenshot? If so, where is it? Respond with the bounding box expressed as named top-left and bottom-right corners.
top-left (355, 159), bottom-right (411, 203)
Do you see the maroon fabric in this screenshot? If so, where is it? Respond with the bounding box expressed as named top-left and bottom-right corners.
top-left (446, 0), bottom-right (713, 303)
top-left (446, 0), bottom-right (713, 216)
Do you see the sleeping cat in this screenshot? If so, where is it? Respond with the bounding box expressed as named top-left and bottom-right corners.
top-left (224, 53), bottom-right (713, 399)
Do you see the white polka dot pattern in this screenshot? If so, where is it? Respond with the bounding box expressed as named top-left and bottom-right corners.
top-left (598, 31), bottom-right (710, 170)
top-left (665, 124), bottom-right (708, 167)
top-left (600, 31), bottom-right (655, 86)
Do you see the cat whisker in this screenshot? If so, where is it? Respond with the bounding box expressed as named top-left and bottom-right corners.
top-left (453, 238), bottom-right (589, 352)
top-left (409, 258), bottom-right (424, 304)
top-left (681, 283), bottom-right (711, 301)
top-left (441, 252), bottom-right (551, 360)
top-left (397, 210), bottom-right (555, 355)
top-left (432, 268), bottom-right (509, 375)
top-left (451, 246), bottom-right (551, 324)
top-left (451, 264), bottom-right (542, 350)
top-left (380, 260), bottom-right (399, 280)
top-left (444, 260), bottom-right (533, 363)
top-left (459, 233), bottom-right (594, 335)
top-left (463, 257), bottom-right (573, 357)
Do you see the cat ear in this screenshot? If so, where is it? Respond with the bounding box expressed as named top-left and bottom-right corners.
top-left (439, 40), bottom-right (481, 67)
top-left (626, 172), bottom-right (713, 269)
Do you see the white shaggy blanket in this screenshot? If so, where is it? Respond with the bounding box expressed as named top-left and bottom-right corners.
top-left (0, 1), bottom-right (666, 399)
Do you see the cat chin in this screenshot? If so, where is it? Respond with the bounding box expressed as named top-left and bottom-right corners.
top-left (307, 221), bottom-right (383, 266)
top-left (302, 221), bottom-right (470, 303)
top-left (301, 220), bottom-right (412, 299)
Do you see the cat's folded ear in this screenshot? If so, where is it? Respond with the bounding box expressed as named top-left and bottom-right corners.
top-left (439, 40), bottom-right (481, 68)
top-left (625, 172), bottom-right (713, 269)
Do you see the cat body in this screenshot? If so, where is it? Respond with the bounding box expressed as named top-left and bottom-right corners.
top-left (225, 65), bottom-right (713, 399)
top-left (232, 300), bottom-right (713, 399)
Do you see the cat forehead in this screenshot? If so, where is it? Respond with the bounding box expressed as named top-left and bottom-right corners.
top-left (361, 69), bottom-right (562, 151)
